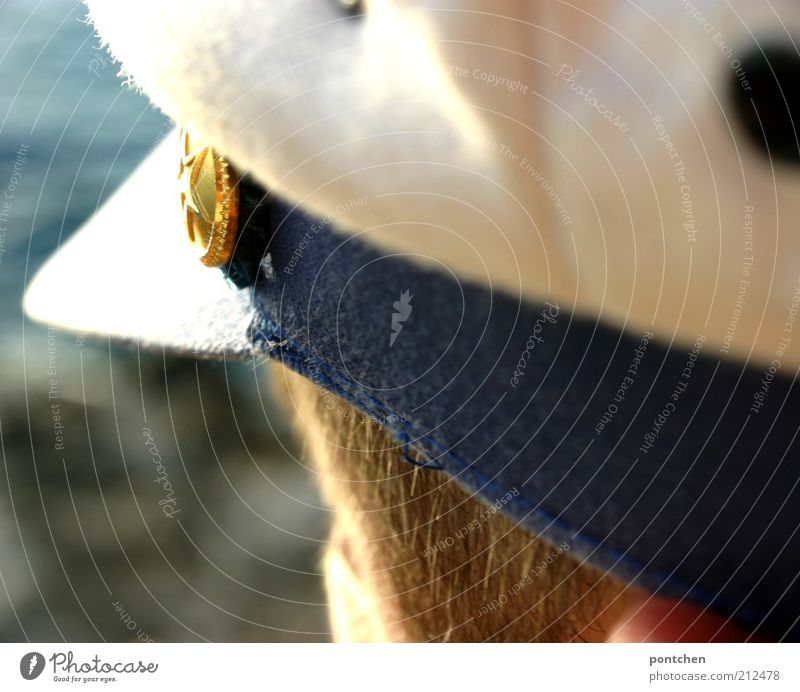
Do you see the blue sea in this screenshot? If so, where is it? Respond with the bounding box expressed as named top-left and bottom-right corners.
top-left (0, 0), bottom-right (169, 335)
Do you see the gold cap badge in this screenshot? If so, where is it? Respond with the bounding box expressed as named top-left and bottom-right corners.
top-left (178, 127), bottom-right (239, 267)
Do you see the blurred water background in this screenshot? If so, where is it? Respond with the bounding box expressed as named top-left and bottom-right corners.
top-left (0, 0), bottom-right (329, 641)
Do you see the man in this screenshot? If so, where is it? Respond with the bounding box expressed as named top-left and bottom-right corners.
top-left (26, 0), bottom-right (800, 641)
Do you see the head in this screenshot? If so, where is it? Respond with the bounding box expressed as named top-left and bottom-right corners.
top-left (25, 0), bottom-right (800, 641)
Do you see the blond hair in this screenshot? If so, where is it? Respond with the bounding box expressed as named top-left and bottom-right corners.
top-left (277, 364), bottom-right (642, 641)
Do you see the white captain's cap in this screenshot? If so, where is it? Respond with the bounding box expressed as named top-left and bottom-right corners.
top-left (23, 0), bottom-right (800, 369)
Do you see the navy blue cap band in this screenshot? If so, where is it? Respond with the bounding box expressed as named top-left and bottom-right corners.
top-left (246, 200), bottom-right (800, 640)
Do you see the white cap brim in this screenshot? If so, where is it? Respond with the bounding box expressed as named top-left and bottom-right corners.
top-left (23, 131), bottom-right (256, 359)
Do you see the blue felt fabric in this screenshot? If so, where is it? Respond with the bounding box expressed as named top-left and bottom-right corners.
top-left (247, 200), bottom-right (800, 640)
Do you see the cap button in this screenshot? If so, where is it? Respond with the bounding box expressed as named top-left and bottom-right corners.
top-left (178, 127), bottom-right (240, 267)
